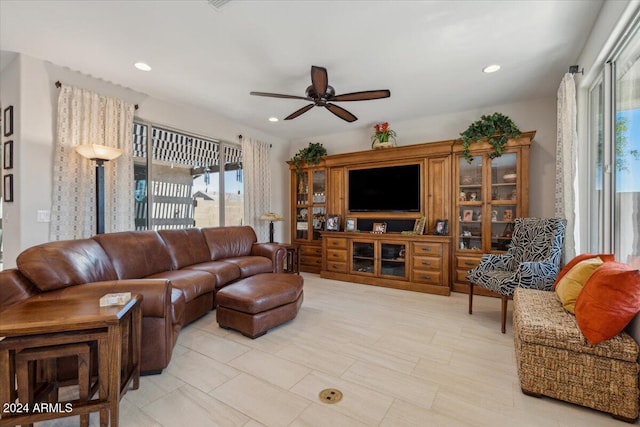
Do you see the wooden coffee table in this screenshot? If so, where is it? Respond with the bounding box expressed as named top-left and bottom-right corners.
top-left (0, 294), bottom-right (142, 427)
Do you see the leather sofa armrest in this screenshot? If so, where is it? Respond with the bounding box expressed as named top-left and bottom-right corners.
top-left (251, 243), bottom-right (286, 273)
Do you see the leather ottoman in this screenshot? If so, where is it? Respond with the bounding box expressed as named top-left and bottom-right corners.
top-left (215, 273), bottom-right (304, 338)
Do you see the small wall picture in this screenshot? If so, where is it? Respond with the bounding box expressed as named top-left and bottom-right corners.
top-left (3, 106), bottom-right (13, 137)
top-left (434, 219), bottom-right (449, 235)
top-left (372, 222), bottom-right (387, 234)
top-left (326, 214), bottom-right (341, 231)
top-left (4, 140), bottom-right (13, 169)
top-left (503, 209), bottom-right (513, 221)
top-left (3, 173), bottom-right (13, 202)
top-left (345, 217), bottom-right (357, 232)
top-left (462, 209), bottom-right (474, 222)
top-left (413, 216), bottom-right (427, 235)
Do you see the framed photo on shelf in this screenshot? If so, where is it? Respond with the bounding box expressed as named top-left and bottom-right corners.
top-left (434, 219), bottom-right (448, 235)
top-left (462, 209), bottom-right (474, 222)
top-left (372, 222), bottom-right (387, 234)
top-left (326, 214), bottom-right (341, 231)
top-left (3, 106), bottom-right (13, 137)
top-left (413, 216), bottom-right (426, 235)
top-left (345, 217), bottom-right (357, 232)
top-left (4, 140), bottom-right (13, 169)
top-left (503, 209), bottom-right (513, 221)
top-left (3, 174), bottom-right (13, 202)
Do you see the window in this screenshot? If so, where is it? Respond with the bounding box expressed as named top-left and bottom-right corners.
top-left (132, 122), bottom-right (243, 230)
top-left (587, 19), bottom-right (640, 268)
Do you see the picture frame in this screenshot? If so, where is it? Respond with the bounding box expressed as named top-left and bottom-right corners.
top-left (434, 219), bottom-right (449, 235)
top-left (4, 140), bottom-right (13, 169)
top-left (372, 222), bottom-right (387, 234)
top-left (462, 209), bottom-right (474, 222)
top-left (4, 174), bottom-right (13, 202)
top-left (503, 209), bottom-right (513, 221)
top-left (345, 217), bottom-right (357, 232)
top-left (3, 106), bottom-right (13, 137)
top-left (413, 216), bottom-right (426, 235)
top-left (326, 214), bottom-right (341, 231)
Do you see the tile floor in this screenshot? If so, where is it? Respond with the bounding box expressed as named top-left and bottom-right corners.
top-left (38, 274), bottom-right (628, 426)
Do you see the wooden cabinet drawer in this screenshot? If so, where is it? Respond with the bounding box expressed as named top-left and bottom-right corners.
top-left (300, 245), bottom-right (322, 256)
top-left (301, 255), bottom-right (322, 266)
top-left (412, 243), bottom-right (442, 256)
top-left (412, 270), bottom-right (442, 285)
top-left (456, 269), bottom-right (471, 283)
top-left (456, 255), bottom-right (481, 270)
top-left (327, 261), bottom-right (347, 273)
top-left (327, 249), bottom-right (347, 262)
top-left (326, 237), bottom-right (347, 249)
top-left (412, 256), bottom-right (441, 271)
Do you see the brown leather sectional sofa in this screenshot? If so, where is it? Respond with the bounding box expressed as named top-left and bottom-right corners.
top-left (0, 226), bottom-right (285, 373)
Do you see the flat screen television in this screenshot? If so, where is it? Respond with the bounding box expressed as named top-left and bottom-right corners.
top-left (348, 164), bottom-right (421, 212)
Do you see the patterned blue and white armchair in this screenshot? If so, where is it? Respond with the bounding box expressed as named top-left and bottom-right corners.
top-left (467, 217), bottom-right (567, 333)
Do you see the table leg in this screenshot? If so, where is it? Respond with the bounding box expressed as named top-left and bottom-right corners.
top-left (0, 349), bottom-right (15, 409)
top-left (131, 305), bottom-right (141, 390)
top-left (98, 336), bottom-right (109, 427)
top-left (107, 323), bottom-right (123, 427)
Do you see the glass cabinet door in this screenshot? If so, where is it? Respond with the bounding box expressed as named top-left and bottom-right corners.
top-left (489, 153), bottom-right (517, 251)
top-left (457, 157), bottom-right (483, 251)
top-left (380, 242), bottom-right (407, 279)
top-left (311, 169), bottom-right (326, 241)
top-left (352, 241), bottom-right (375, 275)
top-left (295, 207), bottom-right (309, 240)
top-left (296, 172), bottom-right (309, 206)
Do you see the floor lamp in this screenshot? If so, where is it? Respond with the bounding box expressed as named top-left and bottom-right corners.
top-left (75, 144), bottom-right (124, 234)
top-left (259, 212), bottom-right (283, 243)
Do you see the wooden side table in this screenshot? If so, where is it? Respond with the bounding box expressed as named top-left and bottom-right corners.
top-left (0, 295), bottom-right (142, 427)
top-left (281, 243), bottom-right (300, 274)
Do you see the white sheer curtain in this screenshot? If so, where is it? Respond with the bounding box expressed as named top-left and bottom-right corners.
top-left (50, 85), bottom-right (135, 240)
top-left (555, 73), bottom-right (578, 261)
top-left (241, 137), bottom-right (272, 242)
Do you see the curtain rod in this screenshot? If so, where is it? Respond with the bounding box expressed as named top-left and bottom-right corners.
top-left (568, 65), bottom-right (584, 75)
top-left (54, 80), bottom-right (139, 110)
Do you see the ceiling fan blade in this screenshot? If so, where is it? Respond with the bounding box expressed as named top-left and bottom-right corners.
top-left (331, 89), bottom-right (391, 102)
top-left (250, 91), bottom-right (311, 101)
top-left (284, 104), bottom-right (315, 120)
top-left (325, 103), bottom-right (357, 122)
top-left (311, 66), bottom-right (328, 96)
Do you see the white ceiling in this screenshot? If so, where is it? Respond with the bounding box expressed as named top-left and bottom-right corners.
top-left (0, 0), bottom-right (602, 140)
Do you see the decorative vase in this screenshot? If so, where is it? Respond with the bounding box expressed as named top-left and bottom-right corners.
top-left (372, 141), bottom-right (394, 150)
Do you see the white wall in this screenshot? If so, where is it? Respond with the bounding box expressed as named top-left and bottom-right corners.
top-left (0, 53), bottom-right (289, 268)
top-left (290, 97), bottom-right (558, 220)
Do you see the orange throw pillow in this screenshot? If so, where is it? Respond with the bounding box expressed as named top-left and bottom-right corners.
top-left (554, 253), bottom-right (615, 289)
top-left (575, 262), bottom-right (640, 345)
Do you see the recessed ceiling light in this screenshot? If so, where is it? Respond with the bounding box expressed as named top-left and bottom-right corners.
top-left (268, 117), bottom-right (279, 122)
top-left (134, 62), bottom-right (152, 71)
top-left (483, 64), bottom-right (501, 73)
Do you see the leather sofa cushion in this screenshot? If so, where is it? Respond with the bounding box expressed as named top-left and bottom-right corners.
top-left (216, 273), bottom-right (304, 314)
top-left (16, 239), bottom-right (118, 292)
top-left (201, 226), bottom-right (256, 260)
top-left (148, 269), bottom-right (216, 303)
top-left (0, 269), bottom-right (40, 311)
top-left (94, 231), bottom-right (173, 279)
top-left (183, 261), bottom-right (241, 288)
top-left (223, 256), bottom-right (274, 278)
top-left (158, 228), bottom-right (210, 269)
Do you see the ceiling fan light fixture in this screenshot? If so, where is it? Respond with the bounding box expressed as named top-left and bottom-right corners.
top-left (134, 62), bottom-right (152, 71)
top-left (483, 64), bottom-right (501, 73)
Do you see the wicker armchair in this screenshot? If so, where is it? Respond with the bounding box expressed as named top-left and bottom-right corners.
top-left (467, 217), bottom-right (567, 333)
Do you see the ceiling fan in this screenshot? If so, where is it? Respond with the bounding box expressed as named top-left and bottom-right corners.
top-left (250, 66), bottom-right (390, 122)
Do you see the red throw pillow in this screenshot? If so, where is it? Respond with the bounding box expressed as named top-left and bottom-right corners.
top-left (554, 253), bottom-right (615, 289)
top-left (575, 262), bottom-right (640, 345)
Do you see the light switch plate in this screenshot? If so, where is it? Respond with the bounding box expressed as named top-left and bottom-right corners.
top-left (37, 210), bottom-right (51, 222)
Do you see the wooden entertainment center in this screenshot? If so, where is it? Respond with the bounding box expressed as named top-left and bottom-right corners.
top-left (289, 131), bottom-right (533, 295)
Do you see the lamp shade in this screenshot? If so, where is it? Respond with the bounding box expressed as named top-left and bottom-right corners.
top-left (259, 212), bottom-right (283, 221)
top-left (75, 144), bottom-right (124, 161)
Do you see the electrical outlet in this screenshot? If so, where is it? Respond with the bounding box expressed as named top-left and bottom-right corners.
top-left (37, 210), bottom-right (51, 222)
